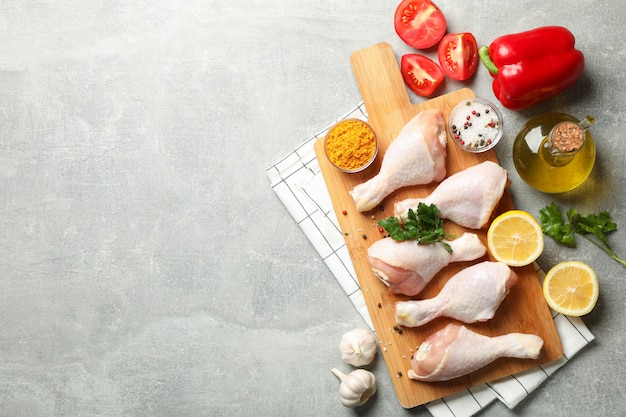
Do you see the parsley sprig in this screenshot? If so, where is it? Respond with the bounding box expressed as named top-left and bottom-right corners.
top-left (377, 203), bottom-right (454, 253)
top-left (539, 202), bottom-right (626, 267)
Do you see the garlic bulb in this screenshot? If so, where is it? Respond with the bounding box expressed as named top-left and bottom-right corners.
top-left (331, 368), bottom-right (377, 408)
top-left (339, 328), bottom-right (377, 367)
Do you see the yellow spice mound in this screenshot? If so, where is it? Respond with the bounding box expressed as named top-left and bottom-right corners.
top-left (325, 119), bottom-right (376, 171)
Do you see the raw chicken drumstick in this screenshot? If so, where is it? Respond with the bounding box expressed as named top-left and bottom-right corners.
top-left (350, 109), bottom-right (447, 212)
top-left (408, 323), bottom-right (544, 382)
top-left (394, 161), bottom-right (509, 229)
top-left (367, 233), bottom-right (486, 296)
top-left (395, 261), bottom-right (517, 327)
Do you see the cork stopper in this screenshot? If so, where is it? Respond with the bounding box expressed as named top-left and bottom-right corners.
top-left (551, 121), bottom-right (584, 153)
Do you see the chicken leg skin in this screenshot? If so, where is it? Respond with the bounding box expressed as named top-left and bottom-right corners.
top-left (394, 161), bottom-right (509, 229)
top-left (367, 232), bottom-right (486, 296)
top-left (408, 323), bottom-right (543, 382)
top-left (395, 261), bottom-right (517, 327)
top-left (350, 109), bottom-right (447, 212)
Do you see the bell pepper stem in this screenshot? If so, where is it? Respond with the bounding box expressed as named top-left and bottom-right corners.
top-left (479, 46), bottom-right (498, 75)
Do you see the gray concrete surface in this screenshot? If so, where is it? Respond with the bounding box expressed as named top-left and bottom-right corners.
top-left (1, 1), bottom-right (625, 416)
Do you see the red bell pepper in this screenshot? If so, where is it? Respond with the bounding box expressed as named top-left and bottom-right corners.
top-left (479, 26), bottom-right (585, 110)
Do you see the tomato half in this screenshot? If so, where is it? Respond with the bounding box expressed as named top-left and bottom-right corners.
top-left (394, 0), bottom-right (447, 49)
top-left (437, 33), bottom-right (479, 81)
top-left (400, 54), bottom-right (444, 97)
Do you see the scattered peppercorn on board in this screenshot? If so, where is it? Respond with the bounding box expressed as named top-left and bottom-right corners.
top-left (314, 42), bottom-right (563, 408)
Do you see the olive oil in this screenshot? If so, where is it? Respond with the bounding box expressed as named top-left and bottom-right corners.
top-left (513, 113), bottom-right (596, 193)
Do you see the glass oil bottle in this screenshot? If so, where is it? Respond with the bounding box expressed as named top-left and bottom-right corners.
top-left (512, 113), bottom-right (596, 193)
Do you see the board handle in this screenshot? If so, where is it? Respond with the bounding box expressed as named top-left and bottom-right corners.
top-left (350, 42), bottom-right (416, 141)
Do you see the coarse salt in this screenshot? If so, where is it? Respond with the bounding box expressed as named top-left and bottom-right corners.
top-left (449, 99), bottom-right (503, 152)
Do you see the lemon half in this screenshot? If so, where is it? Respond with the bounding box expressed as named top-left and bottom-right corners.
top-left (487, 210), bottom-right (544, 267)
top-left (542, 261), bottom-right (599, 316)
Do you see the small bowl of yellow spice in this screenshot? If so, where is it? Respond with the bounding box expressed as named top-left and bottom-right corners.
top-left (324, 119), bottom-right (378, 173)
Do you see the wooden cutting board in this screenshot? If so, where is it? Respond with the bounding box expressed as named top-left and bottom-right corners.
top-left (314, 42), bottom-right (563, 408)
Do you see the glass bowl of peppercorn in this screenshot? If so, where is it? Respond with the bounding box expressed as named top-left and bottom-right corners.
top-left (448, 98), bottom-right (504, 153)
top-left (324, 118), bottom-right (378, 173)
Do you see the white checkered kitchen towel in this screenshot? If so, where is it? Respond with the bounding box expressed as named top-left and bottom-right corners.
top-left (266, 103), bottom-right (595, 416)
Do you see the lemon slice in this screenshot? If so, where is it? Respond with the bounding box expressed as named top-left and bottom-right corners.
top-left (487, 210), bottom-right (544, 267)
top-left (542, 261), bottom-right (599, 316)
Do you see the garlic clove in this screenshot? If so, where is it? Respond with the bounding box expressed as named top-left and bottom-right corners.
top-left (331, 368), bottom-right (377, 408)
top-left (339, 328), bottom-right (378, 367)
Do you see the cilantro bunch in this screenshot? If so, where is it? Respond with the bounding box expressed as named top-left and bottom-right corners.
top-left (377, 203), bottom-right (454, 253)
top-left (539, 202), bottom-right (626, 267)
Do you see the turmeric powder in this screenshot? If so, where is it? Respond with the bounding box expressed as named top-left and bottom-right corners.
top-left (325, 119), bottom-right (377, 171)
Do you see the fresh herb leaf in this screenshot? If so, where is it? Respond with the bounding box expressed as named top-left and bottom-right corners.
top-left (539, 202), bottom-right (626, 267)
top-left (572, 210), bottom-right (617, 245)
top-left (377, 216), bottom-right (408, 241)
top-left (377, 203), bottom-right (454, 253)
top-left (539, 202), bottom-right (575, 246)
